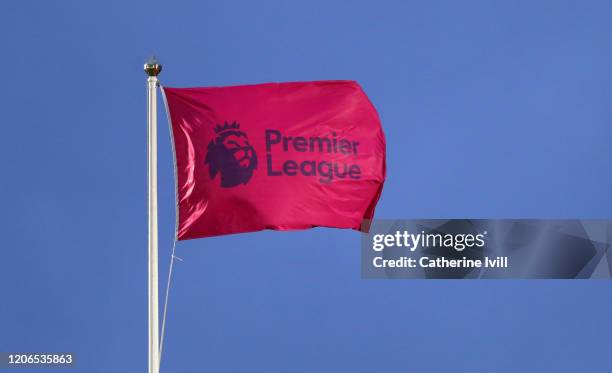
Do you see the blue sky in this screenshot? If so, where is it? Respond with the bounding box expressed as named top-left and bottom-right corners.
top-left (2, 0), bottom-right (612, 372)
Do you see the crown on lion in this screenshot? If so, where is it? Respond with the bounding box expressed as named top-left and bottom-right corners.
top-left (215, 121), bottom-right (241, 134)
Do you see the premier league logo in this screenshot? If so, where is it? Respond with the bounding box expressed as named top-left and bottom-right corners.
top-left (205, 121), bottom-right (258, 187)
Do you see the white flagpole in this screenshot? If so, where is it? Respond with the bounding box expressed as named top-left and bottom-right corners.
top-left (145, 58), bottom-right (162, 373)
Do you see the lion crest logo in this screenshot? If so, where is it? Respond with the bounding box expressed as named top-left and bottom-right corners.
top-left (205, 121), bottom-right (258, 188)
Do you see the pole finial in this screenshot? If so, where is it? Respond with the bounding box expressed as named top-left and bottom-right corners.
top-left (144, 56), bottom-right (162, 77)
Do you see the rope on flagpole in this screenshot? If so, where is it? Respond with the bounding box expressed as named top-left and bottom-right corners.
top-left (158, 83), bottom-right (182, 369)
top-left (159, 238), bottom-right (180, 365)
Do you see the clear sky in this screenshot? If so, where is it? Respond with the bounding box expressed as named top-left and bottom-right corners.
top-left (2, 1), bottom-right (612, 372)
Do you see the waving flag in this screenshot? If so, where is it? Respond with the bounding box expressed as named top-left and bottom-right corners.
top-left (162, 80), bottom-right (386, 240)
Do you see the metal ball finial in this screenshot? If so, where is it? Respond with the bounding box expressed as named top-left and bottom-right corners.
top-left (144, 56), bottom-right (162, 77)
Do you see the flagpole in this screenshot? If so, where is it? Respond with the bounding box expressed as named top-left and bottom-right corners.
top-left (145, 58), bottom-right (162, 373)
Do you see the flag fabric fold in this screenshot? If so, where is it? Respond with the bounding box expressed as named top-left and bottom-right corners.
top-left (162, 80), bottom-right (386, 240)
